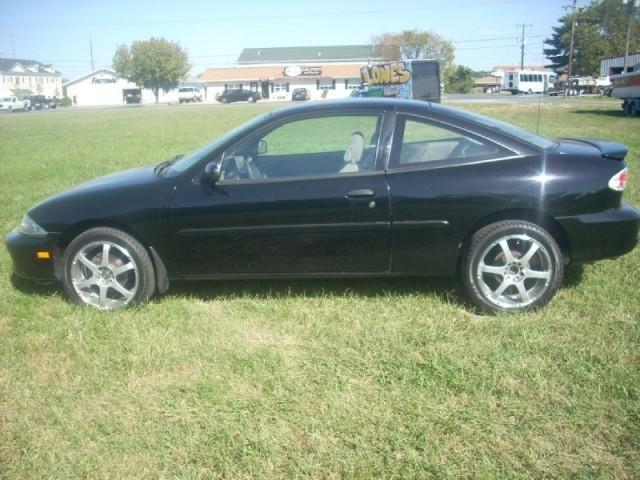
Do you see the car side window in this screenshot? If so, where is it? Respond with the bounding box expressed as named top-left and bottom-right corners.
top-left (392, 116), bottom-right (502, 168)
top-left (220, 114), bottom-right (382, 182)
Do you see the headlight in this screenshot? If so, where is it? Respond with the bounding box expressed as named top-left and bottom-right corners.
top-left (17, 214), bottom-right (47, 236)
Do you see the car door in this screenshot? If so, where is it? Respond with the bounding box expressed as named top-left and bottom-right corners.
top-left (386, 113), bottom-right (518, 276)
top-left (169, 111), bottom-right (392, 276)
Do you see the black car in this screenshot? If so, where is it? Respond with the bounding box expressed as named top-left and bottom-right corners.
top-left (5, 99), bottom-right (639, 312)
top-left (292, 88), bottom-right (309, 101)
top-left (28, 95), bottom-right (57, 110)
top-left (216, 89), bottom-right (260, 103)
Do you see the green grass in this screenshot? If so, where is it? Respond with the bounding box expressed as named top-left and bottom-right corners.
top-left (0, 102), bottom-right (639, 479)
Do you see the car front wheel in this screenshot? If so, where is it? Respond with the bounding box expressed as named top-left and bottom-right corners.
top-left (61, 227), bottom-right (155, 310)
top-left (463, 220), bottom-right (563, 314)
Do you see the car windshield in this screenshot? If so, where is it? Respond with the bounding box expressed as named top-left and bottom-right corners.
top-left (452, 109), bottom-right (555, 149)
top-left (168, 112), bottom-right (272, 173)
top-left (179, 88), bottom-right (193, 92)
top-left (1, 98), bottom-right (11, 101)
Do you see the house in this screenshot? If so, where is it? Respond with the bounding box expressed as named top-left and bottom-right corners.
top-left (0, 58), bottom-right (63, 98)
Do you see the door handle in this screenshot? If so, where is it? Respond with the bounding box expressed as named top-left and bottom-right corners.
top-left (345, 188), bottom-right (375, 199)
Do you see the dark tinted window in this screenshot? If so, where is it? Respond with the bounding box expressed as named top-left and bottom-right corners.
top-left (393, 117), bottom-right (502, 167)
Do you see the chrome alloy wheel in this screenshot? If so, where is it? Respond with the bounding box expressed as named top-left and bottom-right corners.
top-left (70, 241), bottom-right (139, 310)
top-left (476, 234), bottom-right (553, 309)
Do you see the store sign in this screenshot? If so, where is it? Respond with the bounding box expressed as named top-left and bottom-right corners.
top-left (360, 62), bottom-right (411, 86)
top-left (283, 66), bottom-right (322, 77)
top-left (92, 75), bottom-right (117, 85)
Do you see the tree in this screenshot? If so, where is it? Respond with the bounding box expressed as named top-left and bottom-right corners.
top-left (113, 37), bottom-right (190, 103)
top-left (372, 29), bottom-right (455, 80)
top-left (544, 0), bottom-right (640, 76)
top-left (445, 65), bottom-right (475, 93)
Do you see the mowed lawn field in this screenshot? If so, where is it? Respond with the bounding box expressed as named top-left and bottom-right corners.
top-left (0, 101), bottom-right (639, 479)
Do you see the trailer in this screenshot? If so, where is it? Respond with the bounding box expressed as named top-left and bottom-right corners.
top-left (611, 68), bottom-right (640, 116)
top-left (357, 60), bottom-right (441, 103)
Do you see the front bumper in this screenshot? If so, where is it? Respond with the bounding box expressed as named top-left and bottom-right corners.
top-left (5, 229), bottom-right (60, 280)
top-left (557, 203), bottom-right (640, 262)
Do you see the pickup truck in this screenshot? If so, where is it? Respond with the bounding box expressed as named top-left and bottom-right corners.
top-left (0, 96), bottom-right (28, 112)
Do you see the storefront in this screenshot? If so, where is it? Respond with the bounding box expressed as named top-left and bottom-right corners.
top-left (200, 63), bottom-right (363, 101)
top-left (62, 69), bottom-right (180, 106)
top-left (200, 45), bottom-right (379, 101)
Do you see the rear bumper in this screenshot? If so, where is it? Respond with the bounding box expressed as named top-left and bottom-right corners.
top-left (5, 229), bottom-right (60, 280)
top-left (557, 203), bottom-right (640, 262)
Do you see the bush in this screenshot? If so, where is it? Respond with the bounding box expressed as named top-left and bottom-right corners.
top-left (58, 96), bottom-right (72, 107)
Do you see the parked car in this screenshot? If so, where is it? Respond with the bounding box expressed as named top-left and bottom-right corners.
top-left (292, 88), bottom-right (309, 101)
top-left (27, 95), bottom-right (57, 110)
top-left (5, 99), bottom-right (639, 312)
top-left (216, 88), bottom-right (260, 103)
top-left (178, 87), bottom-right (202, 103)
top-left (0, 96), bottom-right (28, 112)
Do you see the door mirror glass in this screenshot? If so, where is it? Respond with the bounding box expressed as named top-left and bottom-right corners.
top-left (257, 139), bottom-right (268, 155)
top-left (202, 161), bottom-right (221, 184)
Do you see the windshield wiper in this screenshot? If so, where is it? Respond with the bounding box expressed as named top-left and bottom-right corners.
top-left (154, 154), bottom-right (184, 175)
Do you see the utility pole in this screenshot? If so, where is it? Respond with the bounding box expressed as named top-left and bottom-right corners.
top-left (517, 23), bottom-right (533, 70)
top-left (89, 35), bottom-right (95, 70)
top-left (564, 0), bottom-right (578, 97)
top-left (623, 0), bottom-right (639, 73)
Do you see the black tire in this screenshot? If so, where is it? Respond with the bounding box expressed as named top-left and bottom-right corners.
top-left (61, 227), bottom-right (155, 310)
top-left (630, 102), bottom-right (638, 117)
top-left (462, 220), bottom-right (564, 314)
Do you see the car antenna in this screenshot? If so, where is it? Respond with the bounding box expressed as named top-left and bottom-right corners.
top-left (536, 42), bottom-right (544, 135)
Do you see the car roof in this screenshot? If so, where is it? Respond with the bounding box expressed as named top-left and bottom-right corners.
top-left (265, 98), bottom-right (468, 122)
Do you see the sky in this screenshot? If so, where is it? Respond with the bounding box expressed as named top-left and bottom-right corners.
top-left (0, 0), bottom-right (577, 80)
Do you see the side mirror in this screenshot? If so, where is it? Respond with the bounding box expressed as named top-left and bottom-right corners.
top-left (257, 139), bottom-right (268, 155)
top-left (202, 161), bottom-right (221, 184)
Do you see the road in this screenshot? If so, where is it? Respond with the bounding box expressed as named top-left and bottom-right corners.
top-left (0, 94), bottom-right (622, 117)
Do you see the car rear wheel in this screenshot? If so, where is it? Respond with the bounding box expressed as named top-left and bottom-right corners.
top-left (248, 96), bottom-right (255, 103)
top-left (61, 227), bottom-right (155, 310)
top-left (463, 220), bottom-right (563, 314)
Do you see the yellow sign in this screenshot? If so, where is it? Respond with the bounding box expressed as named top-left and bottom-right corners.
top-left (360, 62), bottom-right (411, 86)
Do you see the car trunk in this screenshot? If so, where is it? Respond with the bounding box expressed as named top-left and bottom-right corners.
top-left (558, 138), bottom-right (628, 161)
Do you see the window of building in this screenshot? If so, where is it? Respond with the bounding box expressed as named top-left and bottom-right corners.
top-left (316, 79), bottom-right (335, 90)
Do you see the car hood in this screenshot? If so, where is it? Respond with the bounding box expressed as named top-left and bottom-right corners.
top-left (30, 165), bottom-right (177, 234)
top-left (46, 165), bottom-right (163, 200)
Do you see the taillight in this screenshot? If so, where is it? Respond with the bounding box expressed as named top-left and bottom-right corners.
top-left (608, 167), bottom-right (628, 191)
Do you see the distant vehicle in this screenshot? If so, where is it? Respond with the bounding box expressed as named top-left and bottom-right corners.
top-left (178, 87), bottom-right (202, 103)
top-left (503, 70), bottom-right (556, 94)
top-left (611, 69), bottom-right (640, 116)
top-left (358, 60), bottom-right (441, 102)
top-left (291, 88), bottom-right (309, 101)
top-left (27, 95), bottom-right (57, 110)
top-left (0, 96), bottom-right (28, 112)
top-left (216, 88), bottom-right (260, 103)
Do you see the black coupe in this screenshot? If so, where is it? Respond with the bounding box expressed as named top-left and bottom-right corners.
top-left (5, 99), bottom-right (639, 313)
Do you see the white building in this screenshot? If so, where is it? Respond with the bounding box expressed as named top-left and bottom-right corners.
top-left (0, 58), bottom-right (63, 98)
top-left (63, 68), bottom-right (181, 106)
top-left (200, 45), bottom-right (381, 101)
